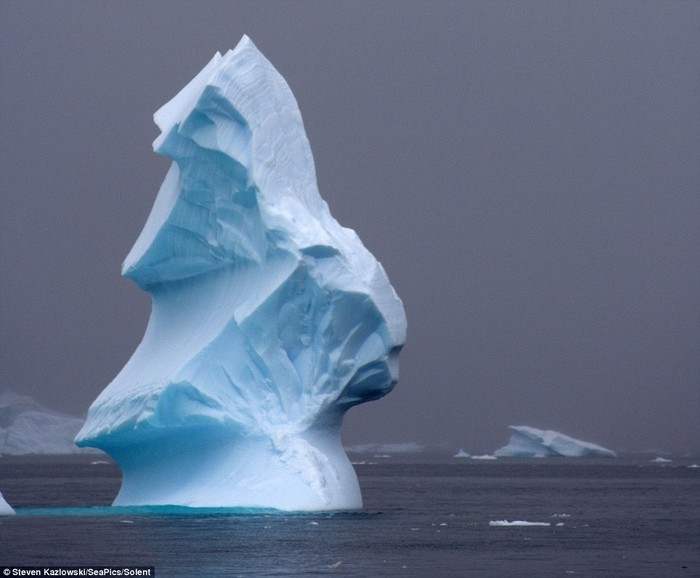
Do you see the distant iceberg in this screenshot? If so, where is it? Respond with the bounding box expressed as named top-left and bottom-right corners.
top-left (345, 442), bottom-right (423, 454)
top-left (0, 391), bottom-right (98, 455)
top-left (453, 449), bottom-right (470, 458)
top-left (494, 426), bottom-right (616, 458)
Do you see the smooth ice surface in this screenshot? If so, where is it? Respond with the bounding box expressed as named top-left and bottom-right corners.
top-left (494, 426), bottom-right (617, 458)
top-left (0, 391), bottom-right (96, 455)
top-left (75, 36), bottom-right (406, 511)
top-left (0, 491), bottom-right (15, 515)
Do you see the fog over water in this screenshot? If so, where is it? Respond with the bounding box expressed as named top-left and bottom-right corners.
top-left (1, 1), bottom-right (698, 455)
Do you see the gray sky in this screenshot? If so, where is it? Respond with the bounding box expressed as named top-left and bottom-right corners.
top-left (1, 1), bottom-right (698, 455)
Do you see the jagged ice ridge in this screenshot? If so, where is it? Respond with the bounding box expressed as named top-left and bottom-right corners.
top-left (75, 36), bottom-right (406, 511)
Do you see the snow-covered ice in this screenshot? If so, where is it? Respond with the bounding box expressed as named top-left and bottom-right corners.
top-left (494, 426), bottom-right (616, 458)
top-left (75, 36), bottom-right (406, 512)
top-left (0, 491), bottom-right (15, 515)
top-left (453, 449), bottom-right (470, 458)
top-left (0, 391), bottom-right (98, 455)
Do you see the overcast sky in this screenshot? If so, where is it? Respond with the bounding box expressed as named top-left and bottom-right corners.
top-left (1, 1), bottom-right (698, 454)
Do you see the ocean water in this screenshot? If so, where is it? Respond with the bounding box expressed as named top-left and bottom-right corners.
top-left (1, 455), bottom-right (698, 577)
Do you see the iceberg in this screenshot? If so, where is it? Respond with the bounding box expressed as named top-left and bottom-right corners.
top-left (0, 491), bottom-right (15, 515)
top-left (494, 426), bottom-right (616, 458)
top-left (0, 391), bottom-right (97, 455)
top-left (345, 442), bottom-right (424, 455)
top-left (75, 36), bottom-right (406, 512)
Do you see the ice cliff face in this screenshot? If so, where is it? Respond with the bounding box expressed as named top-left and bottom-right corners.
top-left (494, 426), bottom-right (616, 458)
top-left (75, 36), bottom-right (406, 511)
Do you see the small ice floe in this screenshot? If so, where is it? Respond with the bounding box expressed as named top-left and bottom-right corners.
top-left (489, 520), bottom-right (551, 527)
top-left (551, 513), bottom-right (571, 518)
top-left (471, 454), bottom-right (497, 460)
top-left (90, 460), bottom-right (111, 465)
top-left (454, 449), bottom-right (471, 458)
top-left (0, 491), bottom-right (15, 515)
top-left (651, 457), bottom-right (672, 464)
top-left (687, 464), bottom-right (699, 469)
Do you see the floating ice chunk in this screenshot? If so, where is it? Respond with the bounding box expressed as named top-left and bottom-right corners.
top-left (651, 457), bottom-right (672, 463)
top-left (471, 454), bottom-right (497, 460)
top-left (0, 491), bottom-right (15, 515)
top-left (489, 520), bottom-right (551, 527)
top-left (453, 449), bottom-right (471, 458)
top-left (688, 464), bottom-right (699, 469)
top-left (494, 426), bottom-right (616, 458)
top-left (75, 36), bottom-right (406, 512)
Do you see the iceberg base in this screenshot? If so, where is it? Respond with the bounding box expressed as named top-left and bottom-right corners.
top-left (97, 426), bottom-right (361, 512)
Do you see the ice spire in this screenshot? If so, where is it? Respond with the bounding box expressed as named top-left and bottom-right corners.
top-left (76, 36), bottom-right (406, 511)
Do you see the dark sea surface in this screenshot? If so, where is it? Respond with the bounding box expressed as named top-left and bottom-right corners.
top-left (1, 454), bottom-right (698, 577)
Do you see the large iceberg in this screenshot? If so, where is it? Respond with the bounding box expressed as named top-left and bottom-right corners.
top-left (75, 36), bottom-right (406, 511)
top-left (0, 391), bottom-right (97, 455)
top-left (494, 426), bottom-right (617, 458)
